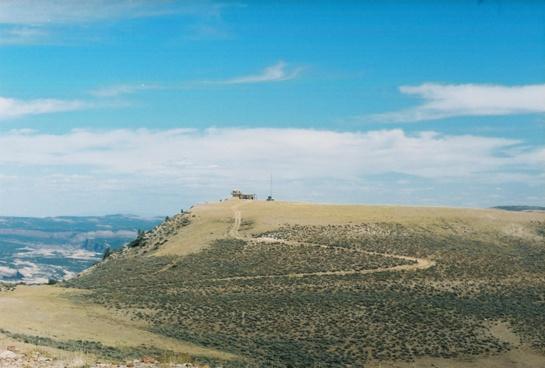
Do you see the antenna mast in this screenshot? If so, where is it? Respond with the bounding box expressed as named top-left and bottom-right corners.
top-left (267, 174), bottom-right (274, 201)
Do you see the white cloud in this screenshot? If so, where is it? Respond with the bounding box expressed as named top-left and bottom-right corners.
top-left (372, 83), bottom-right (545, 122)
top-left (0, 26), bottom-right (50, 45)
top-left (0, 127), bottom-right (540, 179)
top-left (90, 83), bottom-right (161, 97)
top-left (91, 62), bottom-right (302, 97)
top-left (0, 0), bottom-right (221, 25)
top-left (0, 0), bottom-right (227, 45)
top-left (185, 23), bottom-right (233, 41)
top-left (0, 96), bottom-right (89, 119)
top-left (214, 61), bottom-right (303, 85)
top-left (0, 127), bottom-right (542, 215)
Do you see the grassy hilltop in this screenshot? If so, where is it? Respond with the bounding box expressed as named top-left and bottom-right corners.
top-left (1, 199), bottom-right (545, 367)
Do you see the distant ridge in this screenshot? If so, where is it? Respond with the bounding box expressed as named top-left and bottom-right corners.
top-left (493, 205), bottom-right (545, 212)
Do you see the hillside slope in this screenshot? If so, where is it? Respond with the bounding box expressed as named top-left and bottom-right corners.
top-left (65, 199), bottom-right (545, 367)
top-left (1, 199), bottom-right (545, 367)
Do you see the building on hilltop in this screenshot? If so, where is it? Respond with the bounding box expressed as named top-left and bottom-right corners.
top-left (232, 189), bottom-right (256, 200)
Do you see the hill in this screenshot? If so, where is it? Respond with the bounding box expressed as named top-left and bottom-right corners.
top-left (493, 206), bottom-right (545, 212)
top-left (1, 199), bottom-right (545, 367)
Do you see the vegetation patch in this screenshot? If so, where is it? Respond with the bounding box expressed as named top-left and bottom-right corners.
top-left (0, 328), bottom-right (237, 366)
top-left (66, 218), bottom-right (545, 367)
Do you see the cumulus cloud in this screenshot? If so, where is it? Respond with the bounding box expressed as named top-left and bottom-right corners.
top-left (0, 127), bottom-right (542, 214)
top-left (372, 83), bottom-right (545, 122)
top-left (0, 96), bottom-right (89, 119)
top-left (0, 127), bottom-right (540, 179)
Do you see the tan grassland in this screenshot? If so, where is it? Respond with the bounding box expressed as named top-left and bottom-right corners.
top-left (1, 198), bottom-right (544, 366)
top-left (0, 285), bottom-right (235, 361)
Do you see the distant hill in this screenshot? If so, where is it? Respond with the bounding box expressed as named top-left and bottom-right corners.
top-left (493, 205), bottom-right (545, 212)
top-left (0, 214), bottom-right (161, 283)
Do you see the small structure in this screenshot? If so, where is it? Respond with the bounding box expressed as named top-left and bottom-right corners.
top-left (232, 189), bottom-right (256, 200)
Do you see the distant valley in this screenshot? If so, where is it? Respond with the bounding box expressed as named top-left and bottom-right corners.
top-left (0, 215), bottom-right (162, 284)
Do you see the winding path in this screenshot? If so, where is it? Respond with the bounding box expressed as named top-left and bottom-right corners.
top-left (208, 203), bottom-right (435, 282)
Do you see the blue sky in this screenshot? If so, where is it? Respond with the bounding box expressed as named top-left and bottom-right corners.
top-left (0, 0), bottom-right (544, 216)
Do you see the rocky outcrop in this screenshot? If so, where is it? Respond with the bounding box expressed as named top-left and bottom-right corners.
top-left (122, 212), bottom-right (191, 255)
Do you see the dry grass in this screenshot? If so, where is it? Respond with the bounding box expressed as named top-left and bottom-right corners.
top-left (148, 199), bottom-right (545, 257)
top-left (0, 329), bottom-right (98, 365)
top-left (154, 201), bottom-right (235, 257)
top-left (220, 198), bottom-right (544, 235)
top-left (0, 285), bottom-right (235, 361)
top-left (66, 199), bottom-right (545, 367)
top-left (376, 348), bottom-right (545, 368)
top-left (2, 199), bottom-right (545, 367)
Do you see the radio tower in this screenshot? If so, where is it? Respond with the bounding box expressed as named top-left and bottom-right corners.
top-left (267, 174), bottom-right (274, 201)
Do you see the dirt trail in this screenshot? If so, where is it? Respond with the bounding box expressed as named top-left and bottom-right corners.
top-left (208, 203), bottom-right (436, 282)
top-left (229, 207), bottom-right (242, 238)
